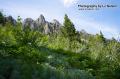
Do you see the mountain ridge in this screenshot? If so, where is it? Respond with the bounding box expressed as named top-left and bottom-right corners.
top-left (3, 14), bottom-right (62, 34)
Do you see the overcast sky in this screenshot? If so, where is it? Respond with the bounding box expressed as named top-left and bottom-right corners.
top-left (0, 0), bottom-right (120, 39)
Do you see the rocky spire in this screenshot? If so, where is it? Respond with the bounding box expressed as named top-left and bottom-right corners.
top-left (23, 14), bottom-right (61, 34)
top-left (23, 18), bottom-right (37, 29)
top-left (36, 14), bottom-right (46, 26)
top-left (4, 16), bottom-right (16, 25)
top-left (50, 19), bottom-right (61, 33)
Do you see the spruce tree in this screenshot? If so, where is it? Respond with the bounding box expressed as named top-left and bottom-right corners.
top-left (61, 14), bottom-right (76, 48)
top-left (0, 11), bottom-right (4, 25)
top-left (99, 31), bottom-right (106, 43)
top-left (62, 14), bottom-right (76, 41)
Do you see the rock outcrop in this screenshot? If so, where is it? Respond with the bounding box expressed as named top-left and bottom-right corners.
top-left (23, 18), bottom-right (37, 29)
top-left (44, 22), bottom-right (52, 34)
top-left (5, 16), bottom-right (16, 25)
top-left (23, 14), bottom-right (61, 34)
top-left (36, 14), bottom-right (46, 26)
top-left (1, 14), bottom-right (61, 34)
top-left (50, 19), bottom-right (61, 33)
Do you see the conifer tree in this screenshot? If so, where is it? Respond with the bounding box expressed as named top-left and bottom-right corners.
top-left (61, 14), bottom-right (76, 48)
top-left (62, 14), bottom-right (76, 41)
top-left (98, 31), bottom-right (106, 43)
top-left (0, 11), bottom-right (4, 25)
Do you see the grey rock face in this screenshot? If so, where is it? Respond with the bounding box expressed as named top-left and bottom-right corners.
top-left (36, 14), bottom-right (46, 26)
top-left (5, 16), bottom-right (16, 25)
top-left (50, 19), bottom-right (61, 33)
top-left (44, 22), bottom-right (52, 34)
top-left (3, 14), bottom-right (61, 34)
top-left (23, 18), bottom-right (37, 29)
top-left (23, 14), bottom-right (61, 34)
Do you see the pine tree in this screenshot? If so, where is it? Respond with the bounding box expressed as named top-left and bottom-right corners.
top-left (99, 31), bottom-right (106, 43)
top-left (95, 31), bottom-right (106, 47)
top-left (62, 14), bottom-right (76, 41)
top-left (0, 11), bottom-right (4, 25)
top-left (61, 14), bottom-right (76, 48)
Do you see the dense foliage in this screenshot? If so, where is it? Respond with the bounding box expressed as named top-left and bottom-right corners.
top-left (0, 12), bottom-right (120, 79)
